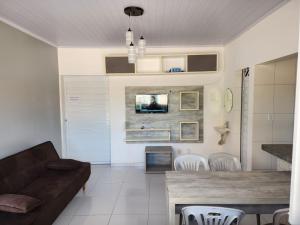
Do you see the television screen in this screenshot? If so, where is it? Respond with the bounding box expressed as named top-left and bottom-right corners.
top-left (135, 94), bottom-right (168, 113)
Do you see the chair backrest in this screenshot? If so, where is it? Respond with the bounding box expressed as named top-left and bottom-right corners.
top-left (208, 152), bottom-right (242, 172)
top-left (181, 206), bottom-right (245, 225)
top-left (174, 154), bottom-right (210, 172)
top-left (273, 208), bottom-right (290, 225)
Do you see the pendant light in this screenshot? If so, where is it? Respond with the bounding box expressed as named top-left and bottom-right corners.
top-left (124, 6), bottom-right (146, 63)
top-left (128, 42), bottom-right (136, 64)
top-left (125, 13), bottom-right (133, 46)
top-left (138, 36), bottom-right (146, 57)
top-left (126, 28), bottom-right (133, 46)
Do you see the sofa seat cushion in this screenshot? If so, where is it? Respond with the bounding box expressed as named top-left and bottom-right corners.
top-left (46, 159), bottom-right (81, 171)
top-left (20, 171), bottom-right (77, 202)
top-left (0, 194), bottom-right (41, 214)
top-left (19, 163), bottom-right (89, 202)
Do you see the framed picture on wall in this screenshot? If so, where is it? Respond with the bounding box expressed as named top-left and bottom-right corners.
top-left (179, 121), bottom-right (199, 141)
top-left (180, 91), bottom-right (199, 110)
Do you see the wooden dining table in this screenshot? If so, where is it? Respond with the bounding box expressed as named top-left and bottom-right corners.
top-left (165, 171), bottom-right (291, 225)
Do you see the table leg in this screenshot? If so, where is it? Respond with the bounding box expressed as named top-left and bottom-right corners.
top-left (256, 214), bottom-right (261, 225)
top-left (168, 202), bottom-right (176, 225)
top-left (179, 213), bottom-right (183, 225)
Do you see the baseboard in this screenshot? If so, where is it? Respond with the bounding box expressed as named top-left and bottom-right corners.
top-left (110, 162), bottom-right (144, 167)
top-left (90, 162), bottom-right (110, 165)
top-left (82, 162), bottom-right (144, 167)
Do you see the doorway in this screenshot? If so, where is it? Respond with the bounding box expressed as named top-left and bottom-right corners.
top-left (62, 76), bottom-right (111, 164)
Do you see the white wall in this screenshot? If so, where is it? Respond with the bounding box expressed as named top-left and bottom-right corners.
top-left (0, 21), bottom-right (61, 159)
top-left (58, 47), bottom-right (226, 165)
top-left (224, 0), bottom-right (299, 170)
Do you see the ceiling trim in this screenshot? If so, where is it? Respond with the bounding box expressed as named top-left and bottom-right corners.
top-left (0, 16), bottom-right (57, 47)
top-left (56, 44), bottom-right (225, 48)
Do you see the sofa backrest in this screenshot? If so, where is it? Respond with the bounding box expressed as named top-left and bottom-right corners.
top-left (0, 141), bottom-right (59, 194)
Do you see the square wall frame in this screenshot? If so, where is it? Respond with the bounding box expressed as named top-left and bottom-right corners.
top-left (180, 91), bottom-right (200, 111)
top-left (180, 121), bottom-right (199, 141)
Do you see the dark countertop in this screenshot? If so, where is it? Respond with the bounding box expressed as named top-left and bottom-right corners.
top-left (261, 144), bottom-right (292, 163)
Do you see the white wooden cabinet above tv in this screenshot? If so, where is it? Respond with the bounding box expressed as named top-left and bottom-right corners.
top-left (105, 53), bottom-right (218, 75)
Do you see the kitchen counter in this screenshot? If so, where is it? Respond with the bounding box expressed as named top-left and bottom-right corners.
top-left (261, 144), bottom-right (292, 163)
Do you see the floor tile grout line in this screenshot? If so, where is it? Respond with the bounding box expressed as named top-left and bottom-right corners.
top-left (107, 180), bottom-right (125, 225)
top-left (147, 176), bottom-right (152, 225)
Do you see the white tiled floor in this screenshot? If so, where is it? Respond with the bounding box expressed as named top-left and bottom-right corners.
top-left (53, 165), bottom-right (273, 225)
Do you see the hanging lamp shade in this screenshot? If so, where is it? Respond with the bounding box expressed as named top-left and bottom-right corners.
top-left (124, 6), bottom-right (146, 62)
top-left (138, 36), bottom-right (146, 57)
top-left (126, 28), bottom-right (133, 46)
top-left (128, 42), bottom-right (136, 64)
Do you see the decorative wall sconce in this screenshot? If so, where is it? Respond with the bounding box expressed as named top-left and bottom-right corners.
top-left (214, 121), bottom-right (230, 145)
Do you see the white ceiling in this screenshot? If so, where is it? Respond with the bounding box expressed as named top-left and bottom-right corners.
top-left (0, 0), bottom-right (288, 47)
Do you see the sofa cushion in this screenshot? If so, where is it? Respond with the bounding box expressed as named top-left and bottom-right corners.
top-left (0, 142), bottom-right (59, 194)
top-left (46, 159), bottom-right (81, 171)
top-left (20, 163), bottom-right (87, 202)
top-left (0, 194), bottom-right (41, 214)
top-left (20, 172), bottom-right (74, 202)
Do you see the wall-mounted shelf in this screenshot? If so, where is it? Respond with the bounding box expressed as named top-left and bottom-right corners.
top-left (136, 56), bottom-right (162, 74)
top-left (162, 55), bottom-right (186, 73)
top-left (126, 128), bottom-right (171, 131)
top-left (125, 128), bottom-right (171, 142)
top-left (105, 53), bottom-right (218, 75)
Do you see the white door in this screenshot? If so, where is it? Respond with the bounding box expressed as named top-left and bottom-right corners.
top-left (63, 76), bottom-right (110, 164)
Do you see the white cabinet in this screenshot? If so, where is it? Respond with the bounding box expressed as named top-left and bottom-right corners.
top-left (105, 53), bottom-right (218, 75)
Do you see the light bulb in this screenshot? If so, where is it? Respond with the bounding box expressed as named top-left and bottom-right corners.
top-left (126, 28), bottom-right (133, 46)
top-left (138, 36), bottom-right (146, 57)
top-left (128, 42), bottom-right (136, 64)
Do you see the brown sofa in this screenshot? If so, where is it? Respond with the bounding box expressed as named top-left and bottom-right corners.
top-left (0, 141), bottom-right (91, 225)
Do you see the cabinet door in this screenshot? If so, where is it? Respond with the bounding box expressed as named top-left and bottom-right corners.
top-left (187, 54), bottom-right (217, 72)
top-left (105, 56), bottom-right (135, 74)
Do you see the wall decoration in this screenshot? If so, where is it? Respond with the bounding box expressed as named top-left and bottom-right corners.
top-left (180, 91), bottom-right (200, 111)
top-left (214, 121), bottom-right (230, 145)
top-left (180, 122), bottom-right (199, 141)
top-left (125, 86), bottom-right (203, 143)
top-left (224, 88), bottom-right (233, 112)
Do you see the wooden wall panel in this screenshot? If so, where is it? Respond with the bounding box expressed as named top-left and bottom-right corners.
top-left (125, 86), bottom-right (204, 143)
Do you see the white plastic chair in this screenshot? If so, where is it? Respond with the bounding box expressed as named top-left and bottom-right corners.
top-left (174, 154), bottom-right (210, 172)
top-left (181, 206), bottom-right (245, 225)
top-left (265, 208), bottom-right (290, 225)
top-left (208, 153), bottom-right (242, 172)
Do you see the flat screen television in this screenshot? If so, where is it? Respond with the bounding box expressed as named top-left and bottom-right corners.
top-left (135, 94), bottom-right (168, 113)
